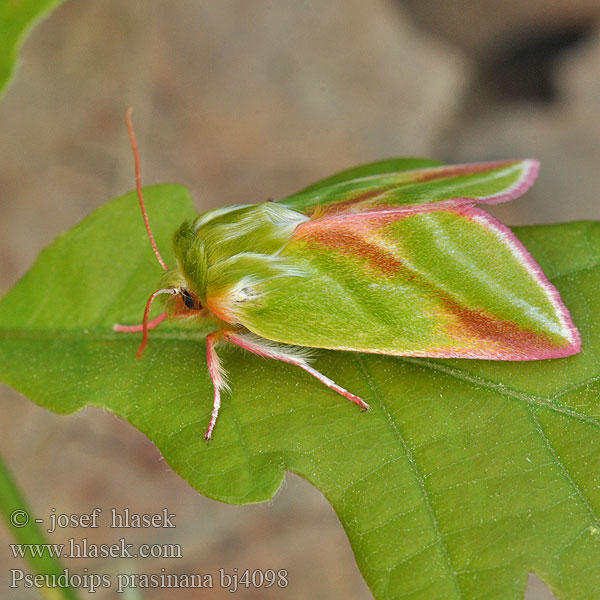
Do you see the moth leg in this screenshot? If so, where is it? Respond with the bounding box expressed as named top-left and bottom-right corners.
top-left (223, 330), bottom-right (369, 411)
top-left (113, 312), bottom-right (168, 333)
top-left (205, 331), bottom-right (229, 440)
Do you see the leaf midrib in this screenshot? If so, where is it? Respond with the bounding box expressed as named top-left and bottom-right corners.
top-left (1, 328), bottom-right (598, 432)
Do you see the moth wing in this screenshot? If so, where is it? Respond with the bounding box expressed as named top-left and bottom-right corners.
top-left (278, 159), bottom-right (539, 217)
top-left (232, 203), bottom-right (580, 360)
top-left (290, 157), bottom-right (443, 195)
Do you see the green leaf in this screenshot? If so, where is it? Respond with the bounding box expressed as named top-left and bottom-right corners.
top-left (0, 0), bottom-right (65, 98)
top-left (0, 455), bottom-right (79, 600)
top-left (1, 186), bottom-right (599, 599)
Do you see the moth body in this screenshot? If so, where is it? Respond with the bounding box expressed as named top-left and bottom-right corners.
top-left (115, 111), bottom-right (581, 439)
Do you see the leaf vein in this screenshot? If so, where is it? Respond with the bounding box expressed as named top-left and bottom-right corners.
top-left (355, 354), bottom-right (463, 599)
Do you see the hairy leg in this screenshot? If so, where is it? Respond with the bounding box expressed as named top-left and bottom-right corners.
top-left (205, 331), bottom-right (229, 440)
top-left (224, 330), bottom-right (369, 411)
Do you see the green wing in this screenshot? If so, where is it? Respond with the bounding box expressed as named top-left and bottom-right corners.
top-left (278, 159), bottom-right (539, 216)
top-left (288, 157), bottom-right (443, 195)
top-left (232, 203), bottom-right (580, 360)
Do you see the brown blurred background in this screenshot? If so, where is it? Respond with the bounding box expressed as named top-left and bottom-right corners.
top-left (1, 1), bottom-right (600, 598)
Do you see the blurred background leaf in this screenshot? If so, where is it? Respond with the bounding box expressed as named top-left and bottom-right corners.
top-left (0, 0), bottom-right (65, 98)
top-left (0, 455), bottom-right (79, 600)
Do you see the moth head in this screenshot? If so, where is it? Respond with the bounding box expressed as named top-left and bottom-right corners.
top-left (179, 287), bottom-right (203, 312)
top-left (156, 263), bottom-right (204, 316)
top-left (134, 284), bottom-right (204, 359)
top-left (158, 285), bottom-right (204, 315)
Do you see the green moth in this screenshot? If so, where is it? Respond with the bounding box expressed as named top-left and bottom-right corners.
top-left (115, 110), bottom-right (581, 439)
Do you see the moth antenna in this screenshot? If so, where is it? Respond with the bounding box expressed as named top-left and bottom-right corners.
top-left (126, 107), bottom-right (168, 271)
top-left (137, 288), bottom-right (179, 358)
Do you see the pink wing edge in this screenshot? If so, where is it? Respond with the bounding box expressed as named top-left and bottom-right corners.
top-left (399, 157), bottom-right (540, 206)
top-left (469, 208), bottom-right (581, 359)
top-left (455, 157), bottom-right (540, 205)
top-left (461, 158), bottom-right (581, 357)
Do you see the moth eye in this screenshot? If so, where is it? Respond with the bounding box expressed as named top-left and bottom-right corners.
top-left (181, 289), bottom-right (201, 310)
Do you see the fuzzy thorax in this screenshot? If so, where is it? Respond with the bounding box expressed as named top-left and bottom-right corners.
top-left (161, 202), bottom-right (309, 325)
